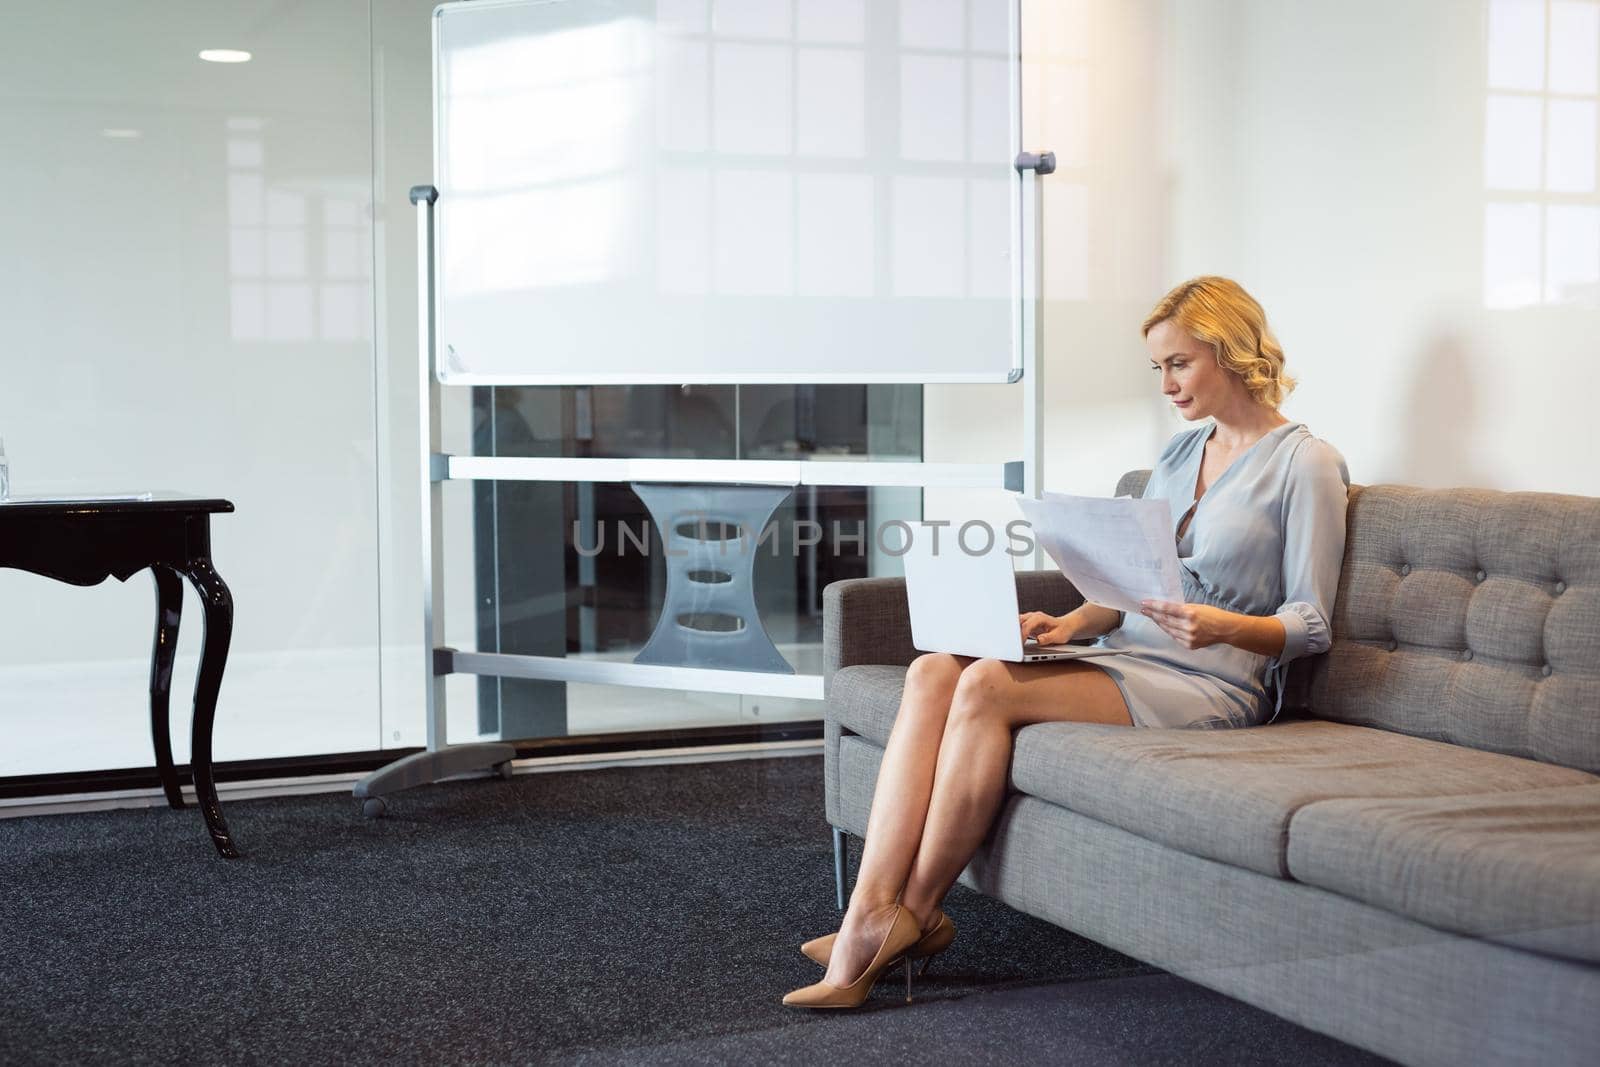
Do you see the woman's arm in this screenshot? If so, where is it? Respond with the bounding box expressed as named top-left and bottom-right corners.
top-left (1063, 602), bottom-right (1124, 639)
top-left (1265, 438), bottom-right (1351, 663)
top-left (1140, 437), bottom-right (1350, 656)
top-left (1213, 612), bottom-right (1293, 657)
top-left (1021, 602), bottom-right (1123, 644)
top-left (1138, 600), bottom-right (1288, 653)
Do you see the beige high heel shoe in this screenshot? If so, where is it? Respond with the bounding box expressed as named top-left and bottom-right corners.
top-left (800, 909), bottom-right (956, 976)
top-left (781, 904), bottom-right (922, 1009)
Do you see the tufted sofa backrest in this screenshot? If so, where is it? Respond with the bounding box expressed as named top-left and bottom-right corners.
top-left (1115, 469), bottom-right (1600, 774)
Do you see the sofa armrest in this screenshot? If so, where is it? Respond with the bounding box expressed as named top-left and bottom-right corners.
top-left (822, 577), bottom-right (919, 695)
top-left (821, 569), bottom-right (1087, 696)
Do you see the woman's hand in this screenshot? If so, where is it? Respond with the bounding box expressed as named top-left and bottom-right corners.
top-left (1018, 611), bottom-right (1077, 646)
top-left (1138, 600), bottom-right (1234, 650)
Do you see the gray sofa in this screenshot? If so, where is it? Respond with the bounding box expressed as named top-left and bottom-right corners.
top-left (821, 470), bottom-right (1600, 1066)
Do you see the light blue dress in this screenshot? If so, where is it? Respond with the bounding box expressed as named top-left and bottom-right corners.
top-left (1084, 420), bottom-right (1351, 729)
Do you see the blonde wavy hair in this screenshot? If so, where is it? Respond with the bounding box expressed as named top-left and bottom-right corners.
top-left (1142, 276), bottom-right (1296, 409)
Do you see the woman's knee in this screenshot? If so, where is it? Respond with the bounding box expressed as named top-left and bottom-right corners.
top-left (906, 652), bottom-right (964, 692)
top-left (955, 657), bottom-right (1009, 696)
top-left (947, 659), bottom-right (1011, 728)
top-left (896, 654), bottom-right (964, 730)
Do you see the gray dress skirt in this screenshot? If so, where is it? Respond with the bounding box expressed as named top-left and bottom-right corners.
top-left (1081, 420), bottom-right (1351, 729)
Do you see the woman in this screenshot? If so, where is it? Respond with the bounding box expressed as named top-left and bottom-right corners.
top-left (781, 276), bottom-right (1351, 1009)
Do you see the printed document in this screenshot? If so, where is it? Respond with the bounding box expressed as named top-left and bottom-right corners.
top-left (1014, 493), bottom-right (1186, 614)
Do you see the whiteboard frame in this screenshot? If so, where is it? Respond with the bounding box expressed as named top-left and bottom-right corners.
top-left (428, 0), bottom-right (1027, 387)
top-left (354, 1), bottom-right (1053, 803)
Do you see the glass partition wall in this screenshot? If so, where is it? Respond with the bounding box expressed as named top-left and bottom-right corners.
top-left (0, 1), bottom-right (385, 778)
top-left (0, 0), bottom-right (926, 780)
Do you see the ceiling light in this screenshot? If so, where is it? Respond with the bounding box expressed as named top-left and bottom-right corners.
top-left (102, 128), bottom-right (142, 139)
top-left (199, 49), bottom-right (252, 63)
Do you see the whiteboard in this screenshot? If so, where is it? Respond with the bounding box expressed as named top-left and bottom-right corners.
top-left (433, 0), bottom-right (1023, 385)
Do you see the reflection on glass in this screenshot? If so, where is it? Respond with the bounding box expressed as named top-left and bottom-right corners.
top-left (1546, 204), bottom-right (1600, 302)
top-left (714, 43), bottom-right (793, 153)
top-left (465, 381), bottom-right (921, 741)
top-left (436, 0), bottom-right (1019, 382)
top-left (713, 0), bottom-right (791, 39)
top-left (900, 54), bottom-right (966, 161)
top-left (798, 0), bottom-right (866, 44)
top-left (1546, 99), bottom-right (1597, 192)
top-left (712, 169), bottom-right (793, 294)
top-left (892, 176), bottom-right (965, 297)
top-left (797, 47), bottom-right (867, 157)
top-left (655, 36), bottom-right (709, 150)
top-left (1549, 0), bottom-right (1600, 93)
top-left (1488, 0), bottom-right (1547, 90)
top-left (1483, 0), bottom-right (1600, 308)
top-left (656, 166), bottom-right (711, 293)
top-left (1484, 202), bottom-right (1542, 308)
top-left (900, 0), bottom-right (965, 50)
top-left (797, 174), bottom-right (874, 296)
top-left (443, 18), bottom-right (650, 296)
top-left (1484, 94), bottom-right (1543, 190)
top-left (658, 0), bottom-right (709, 34)
top-left (467, 383), bottom-right (920, 462)
top-left (227, 116), bottom-right (370, 342)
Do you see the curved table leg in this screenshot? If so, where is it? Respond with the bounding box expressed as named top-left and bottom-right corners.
top-left (148, 566), bottom-right (185, 809)
top-left (185, 558), bottom-right (239, 859)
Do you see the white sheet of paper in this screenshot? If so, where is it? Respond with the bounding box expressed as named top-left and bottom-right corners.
top-left (1015, 493), bottom-right (1186, 614)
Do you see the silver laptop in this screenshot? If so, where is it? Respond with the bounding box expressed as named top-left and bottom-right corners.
top-left (901, 533), bottom-right (1122, 663)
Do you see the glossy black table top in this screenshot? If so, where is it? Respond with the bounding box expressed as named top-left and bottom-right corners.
top-left (0, 494), bottom-right (233, 517)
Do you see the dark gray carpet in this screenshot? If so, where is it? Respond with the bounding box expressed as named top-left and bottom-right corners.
top-left (0, 755), bottom-right (1386, 1065)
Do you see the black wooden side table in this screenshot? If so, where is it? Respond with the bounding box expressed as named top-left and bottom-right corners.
top-left (0, 495), bottom-right (239, 857)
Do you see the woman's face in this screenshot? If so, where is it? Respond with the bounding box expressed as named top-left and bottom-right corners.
top-left (1146, 318), bottom-right (1232, 421)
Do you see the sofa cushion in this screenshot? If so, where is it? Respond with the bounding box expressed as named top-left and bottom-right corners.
top-left (829, 664), bottom-right (908, 747)
top-left (1007, 719), bottom-right (1596, 879)
top-left (1286, 785), bottom-right (1600, 964)
top-left (1304, 484), bottom-right (1600, 775)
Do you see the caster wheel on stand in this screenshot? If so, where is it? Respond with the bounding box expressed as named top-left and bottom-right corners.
top-left (361, 797), bottom-right (388, 819)
top-left (494, 761), bottom-right (515, 781)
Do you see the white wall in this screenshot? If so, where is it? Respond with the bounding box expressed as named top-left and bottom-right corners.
top-left (1164, 0), bottom-right (1599, 495)
top-left (929, 0), bottom-right (1599, 547)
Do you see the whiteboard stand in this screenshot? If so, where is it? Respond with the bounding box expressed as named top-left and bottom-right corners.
top-left (355, 150), bottom-right (1055, 815)
top-left (629, 482), bottom-right (798, 674)
top-left (1017, 149), bottom-right (1055, 569)
top-left (352, 185), bottom-right (516, 818)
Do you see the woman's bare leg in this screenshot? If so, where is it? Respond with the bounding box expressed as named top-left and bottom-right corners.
top-left (820, 651), bottom-right (971, 988)
top-left (897, 658), bottom-right (1132, 923)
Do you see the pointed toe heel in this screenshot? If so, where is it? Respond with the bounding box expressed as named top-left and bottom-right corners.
top-left (782, 905), bottom-right (922, 1009)
top-left (799, 932), bottom-right (835, 965)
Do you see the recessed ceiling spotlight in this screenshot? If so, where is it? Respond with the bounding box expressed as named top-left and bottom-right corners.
top-left (199, 49), bottom-right (252, 63)
top-left (102, 128), bottom-right (142, 139)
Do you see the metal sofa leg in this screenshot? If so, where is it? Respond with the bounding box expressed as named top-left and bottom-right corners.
top-left (833, 826), bottom-right (849, 911)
